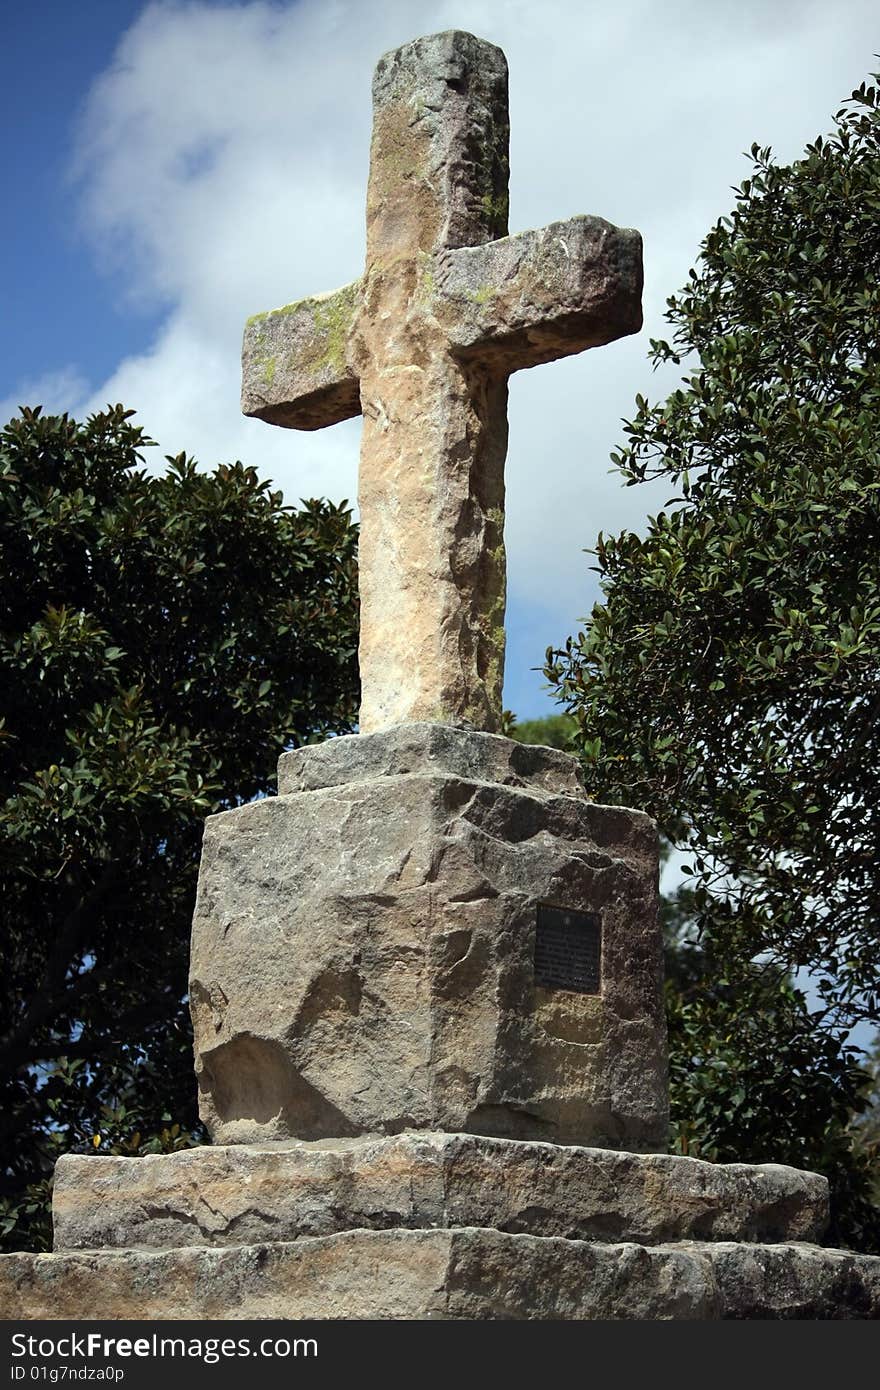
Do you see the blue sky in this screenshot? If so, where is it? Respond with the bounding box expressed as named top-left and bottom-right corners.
top-left (3, 0), bottom-right (879, 719)
top-left (2, 4), bottom-right (159, 392)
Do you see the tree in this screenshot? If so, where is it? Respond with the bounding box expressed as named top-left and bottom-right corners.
top-left (546, 77), bottom-right (880, 1248)
top-left (0, 405), bottom-right (359, 1250)
top-left (852, 1034), bottom-right (880, 1184)
top-left (504, 711), bottom-right (576, 749)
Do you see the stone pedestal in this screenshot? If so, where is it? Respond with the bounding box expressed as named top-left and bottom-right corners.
top-left (190, 725), bottom-right (668, 1151)
top-left (2, 729), bottom-right (879, 1319)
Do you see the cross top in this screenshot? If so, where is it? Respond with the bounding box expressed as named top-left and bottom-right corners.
top-left (242, 30), bottom-right (643, 734)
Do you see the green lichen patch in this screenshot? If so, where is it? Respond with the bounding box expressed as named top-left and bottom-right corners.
top-left (312, 282), bottom-right (359, 375)
top-left (469, 283), bottom-right (498, 306)
top-left (415, 251), bottom-right (437, 305)
top-left (480, 191), bottom-right (509, 236)
top-left (245, 297), bottom-right (308, 330)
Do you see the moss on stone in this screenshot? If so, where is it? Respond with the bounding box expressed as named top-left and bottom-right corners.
top-left (246, 297), bottom-right (308, 329)
top-left (480, 191), bottom-right (509, 236)
top-left (247, 284), bottom-right (359, 382)
top-left (469, 284), bottom-right (497, 306)
top-left (415, 252), bottom-right (436, 304)
top-left (313, 282), bottom-right (359, 375)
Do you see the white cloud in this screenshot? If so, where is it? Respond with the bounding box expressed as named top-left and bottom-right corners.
top-left (62, 0), bottom-right (879, 711)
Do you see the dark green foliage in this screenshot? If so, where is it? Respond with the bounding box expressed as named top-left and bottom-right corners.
top-left (546, 79), bottom-right (880, 1248)
top-left (664, 888), bottom-right (879, 1250)
top-left (0, 405), bottom-right (359, 1250)
top-left (504, 711), bottom-right (576, 750)
top-left (851, 1035), bottom-right (880, 1181)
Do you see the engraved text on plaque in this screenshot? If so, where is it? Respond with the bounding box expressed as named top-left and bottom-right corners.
top-left (534, 904), bottom-right (601, 994)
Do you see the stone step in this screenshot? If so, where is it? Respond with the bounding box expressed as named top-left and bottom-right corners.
top-left (3, 1229), bottom-right (878, 1320)
top-left (53, 1132), bottom-right (828, 1253)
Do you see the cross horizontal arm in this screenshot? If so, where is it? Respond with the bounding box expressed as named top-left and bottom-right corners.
top-left (435, 215), bottom-right (643, 373)
top-left (241, 279), bottom-right (362, 430)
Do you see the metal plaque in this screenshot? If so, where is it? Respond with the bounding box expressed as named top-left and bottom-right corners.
top-left (534, 904), bottom-right (601, 995)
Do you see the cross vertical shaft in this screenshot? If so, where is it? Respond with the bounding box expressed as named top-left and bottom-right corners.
top-left (352, 33), bottom-right (511, 731)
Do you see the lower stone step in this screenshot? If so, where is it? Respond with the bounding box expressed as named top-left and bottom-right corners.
top-left (52, 1131), bottom-right (828, 1251)
top-left (2, 1229), bottom-right (878, 1320)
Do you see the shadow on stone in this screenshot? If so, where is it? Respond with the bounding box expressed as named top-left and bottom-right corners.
top-left (198, 1032), bottom-right (359, 1140)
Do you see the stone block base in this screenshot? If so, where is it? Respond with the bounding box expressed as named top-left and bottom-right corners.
top-left (190, 724), bottom-right (667, 1150)
top-left (51, 1133), bottom-right (829, 1252)
top-left (3, 1134), bottom-right (878, 1320)
top-left (2, 1230), bottom-right (879, 1320)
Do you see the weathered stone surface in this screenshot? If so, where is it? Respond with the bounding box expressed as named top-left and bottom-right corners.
top-left (352, 31), bottom-right (510, 732)
top-left (277, 722), bottom-right (587, 797)
top-left (3, 1231), bottom-right (879, 1320)
top-left (52, 1133), bottom-right (829, 1253)
top-left (241, 281), bottom-right (361, 429)
top-left (438, 216), bottom-right (643, 370)
top-left (190, 725), bottom-right (666, 1150)
top-left (242, 31), bottom-right (643, 733)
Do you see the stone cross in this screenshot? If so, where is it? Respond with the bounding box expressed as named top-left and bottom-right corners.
top-left (242, 30), bottom-right (642, 734)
